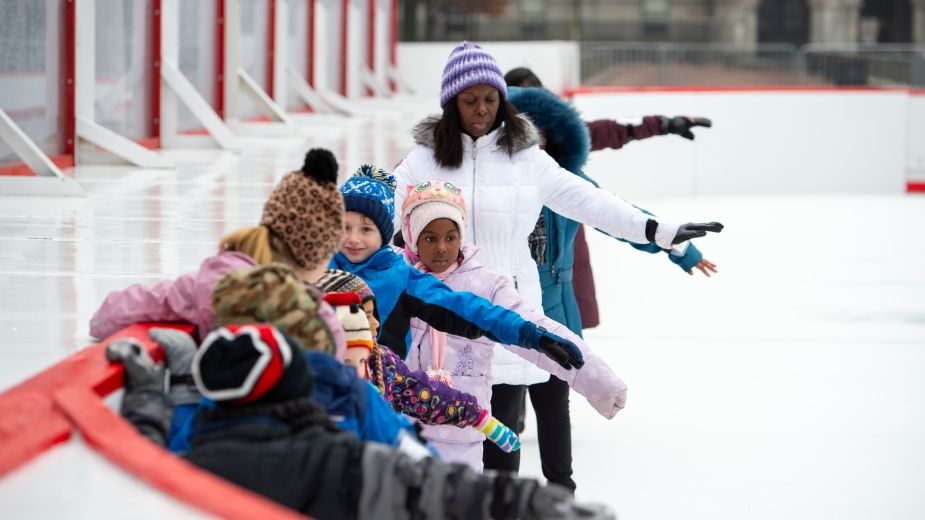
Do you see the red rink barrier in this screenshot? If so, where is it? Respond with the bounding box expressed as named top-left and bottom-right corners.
top-left (0, 322), bottom-right (309, 519)
top-left (55, 386), bottom-right (306, 520)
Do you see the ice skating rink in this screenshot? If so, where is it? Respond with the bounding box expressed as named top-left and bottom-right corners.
top-left (1, 106), bottom-right (924, 519)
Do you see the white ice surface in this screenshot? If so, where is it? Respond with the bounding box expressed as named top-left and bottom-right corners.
top-left (517, 194), bottom-right (925, 520)
top-left (1, 104), bottom-right (924, 519)
top-left (0, 432), bottom-right (211, 519)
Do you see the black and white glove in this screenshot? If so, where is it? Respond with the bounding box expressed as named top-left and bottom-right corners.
top-left (660, 116), bottom-right (712, 140)
top-left (646, 218), bottom-right (723, 250)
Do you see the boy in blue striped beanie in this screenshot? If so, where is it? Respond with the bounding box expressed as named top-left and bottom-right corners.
top-left (331, 165), bottom-right (586, 372)
top-left (340, 164), bottom-right (396, 249)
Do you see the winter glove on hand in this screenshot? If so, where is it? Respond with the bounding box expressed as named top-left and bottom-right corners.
top-left (149, 328), bottom-right (200, 406)
top-left (661, 116), bottom-right (712, 140)
top-left (672, 222), bottom-right (724, 245)
top-left (519, 322), bottom-right (584, 370)
top-left (475, 411), bottom-right (521, 453)
top-left (646, 218), bottom-right (723, 249)
top-left (106, 338), bottom-right (163, 391)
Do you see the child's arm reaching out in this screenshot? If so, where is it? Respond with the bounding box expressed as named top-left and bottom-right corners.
top-left (378, 264), bottom-right (583, 370)
top-left (372, 346), bottom-right (520, 451)
top-left (491, 276), bottom-right (628, 419)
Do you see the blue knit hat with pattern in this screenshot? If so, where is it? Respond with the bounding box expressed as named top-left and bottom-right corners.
top-left (440, 41), bottom-right (508, 109)
top-left (340, 165), bottom-right (397, 245)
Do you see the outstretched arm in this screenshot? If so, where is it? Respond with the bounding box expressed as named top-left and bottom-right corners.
top-left (489, 277), bottom-right (628, 419)
top-left (586, 116), bottom-right (712, 151)
top-left (376, 346), bottom-right (483, 426)
top-left (535, 148), bottom-right (723, 249)
top-left (375, 347), bottom-right (521, 451)
top-left (378, 266), bottom-right (583, 369)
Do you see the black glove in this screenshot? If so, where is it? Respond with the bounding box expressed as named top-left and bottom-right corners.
top-left (661, 116), bottom-right (712, 140)
top-left (645, 219), bottom-right (723, 249)
top-left (519, 322), bottom-right (584, 370)
top-left (106, 338), bottom-right (164, 391)
top-left (672, 222), bottom-right (724, 245)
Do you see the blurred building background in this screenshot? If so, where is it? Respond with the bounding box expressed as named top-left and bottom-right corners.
top-left (399, 0), bottom-right (922, 45)
top-left (398, 0), bottom-right (925, 87)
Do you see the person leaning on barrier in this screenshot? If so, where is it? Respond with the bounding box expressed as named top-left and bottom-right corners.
top-left (106, 324), bottom-right (617, 520)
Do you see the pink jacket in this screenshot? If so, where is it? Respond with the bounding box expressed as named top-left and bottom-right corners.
top-left (88, 251), bottom-right (346, 359)
top-left (405, 244), bottom-right (627, 448)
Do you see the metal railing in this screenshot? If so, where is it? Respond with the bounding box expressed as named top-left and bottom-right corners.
top-left (579, 43), bottom-right (925, 87)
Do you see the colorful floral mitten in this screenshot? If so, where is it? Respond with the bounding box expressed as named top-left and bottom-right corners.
top-left (475, 410), bottom-right (521, 453)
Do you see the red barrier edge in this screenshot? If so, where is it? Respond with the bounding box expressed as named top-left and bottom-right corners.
top-left (54, 386), bottom-right (307, 520)
top-left (0, 323), bottom-right (193, 477)
top-left (0, 405), bottom-right (71, 477)
top-left (562, 85), bottom-right (915, 97)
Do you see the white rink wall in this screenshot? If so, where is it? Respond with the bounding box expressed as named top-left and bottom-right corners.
top-left (572, 88), bottom-right (921, 199)
top-left (907, 92), bottom-right (925, 184)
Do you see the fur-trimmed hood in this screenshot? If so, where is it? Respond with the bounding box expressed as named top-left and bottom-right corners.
top-left (506, 86), bottom-right (590, 174)
top-left (410, 113), bottom-right (541, 152)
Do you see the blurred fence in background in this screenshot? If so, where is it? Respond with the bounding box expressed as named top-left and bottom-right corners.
top-left (580, 43), bottom-right (925, 87)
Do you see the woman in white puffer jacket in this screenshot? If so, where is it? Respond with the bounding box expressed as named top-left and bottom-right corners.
top-left (392, 41), bottom-right (723, 484)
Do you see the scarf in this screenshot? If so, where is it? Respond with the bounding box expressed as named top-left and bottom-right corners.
top-left (412, 258), bottom-right (461, 386)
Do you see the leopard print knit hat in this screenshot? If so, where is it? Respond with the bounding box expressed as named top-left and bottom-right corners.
top-left (260, 148), bottom-right (344, 270)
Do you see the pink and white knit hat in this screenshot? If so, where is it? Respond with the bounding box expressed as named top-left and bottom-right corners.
top-left (400, 180), bottom-right (467, 259)
top-left (439, 41), bottom-right (508, 108)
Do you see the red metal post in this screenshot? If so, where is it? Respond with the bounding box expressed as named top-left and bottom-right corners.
top-left (389, 0), bottom-right (397, 92)
top-left (267, 0), bottom-right (277, 98)
top-left (339, 0), bottom-right (349, 96)
top-left (151, 0), bottom-right (162, 144)
top-left (308, 0), bottom-right (316, 88)
top-left (216, 0), bottom-right (226, 118)
top-left (63, 0), bottom-right (77, 156)
top-left (365, 0), bottom-right (375, 96)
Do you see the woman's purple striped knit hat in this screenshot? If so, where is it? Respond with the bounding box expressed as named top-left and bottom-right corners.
top-left (439, 41), bottom-right (508, 108)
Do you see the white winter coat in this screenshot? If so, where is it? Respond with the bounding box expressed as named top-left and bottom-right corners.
top-left (394, 115), bottom-right (667, 385)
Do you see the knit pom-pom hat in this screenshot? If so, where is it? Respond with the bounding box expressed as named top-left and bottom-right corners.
top-left (440, 41), bottom-right (508, 109)
top-left (323, 292), bottom-right (374, 351)
top-left (399, 180), bottom-right (467, 261)
top-left (340, 164), bottom-right (397, 245)
top-left (193, 323), bottom-right (313, 406)
top-left (260, 148), bottom-right (344, 269)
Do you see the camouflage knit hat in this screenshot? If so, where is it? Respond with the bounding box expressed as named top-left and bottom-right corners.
top-left (260, 148), bottom-right (344, 270)
top-left (211, 264), bottom-right (336, 356)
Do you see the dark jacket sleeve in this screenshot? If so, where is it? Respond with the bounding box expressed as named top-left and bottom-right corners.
top-left (378, 265), bottom-right (528, 359)
top-left (586, 116), bottom-right (664, 151)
